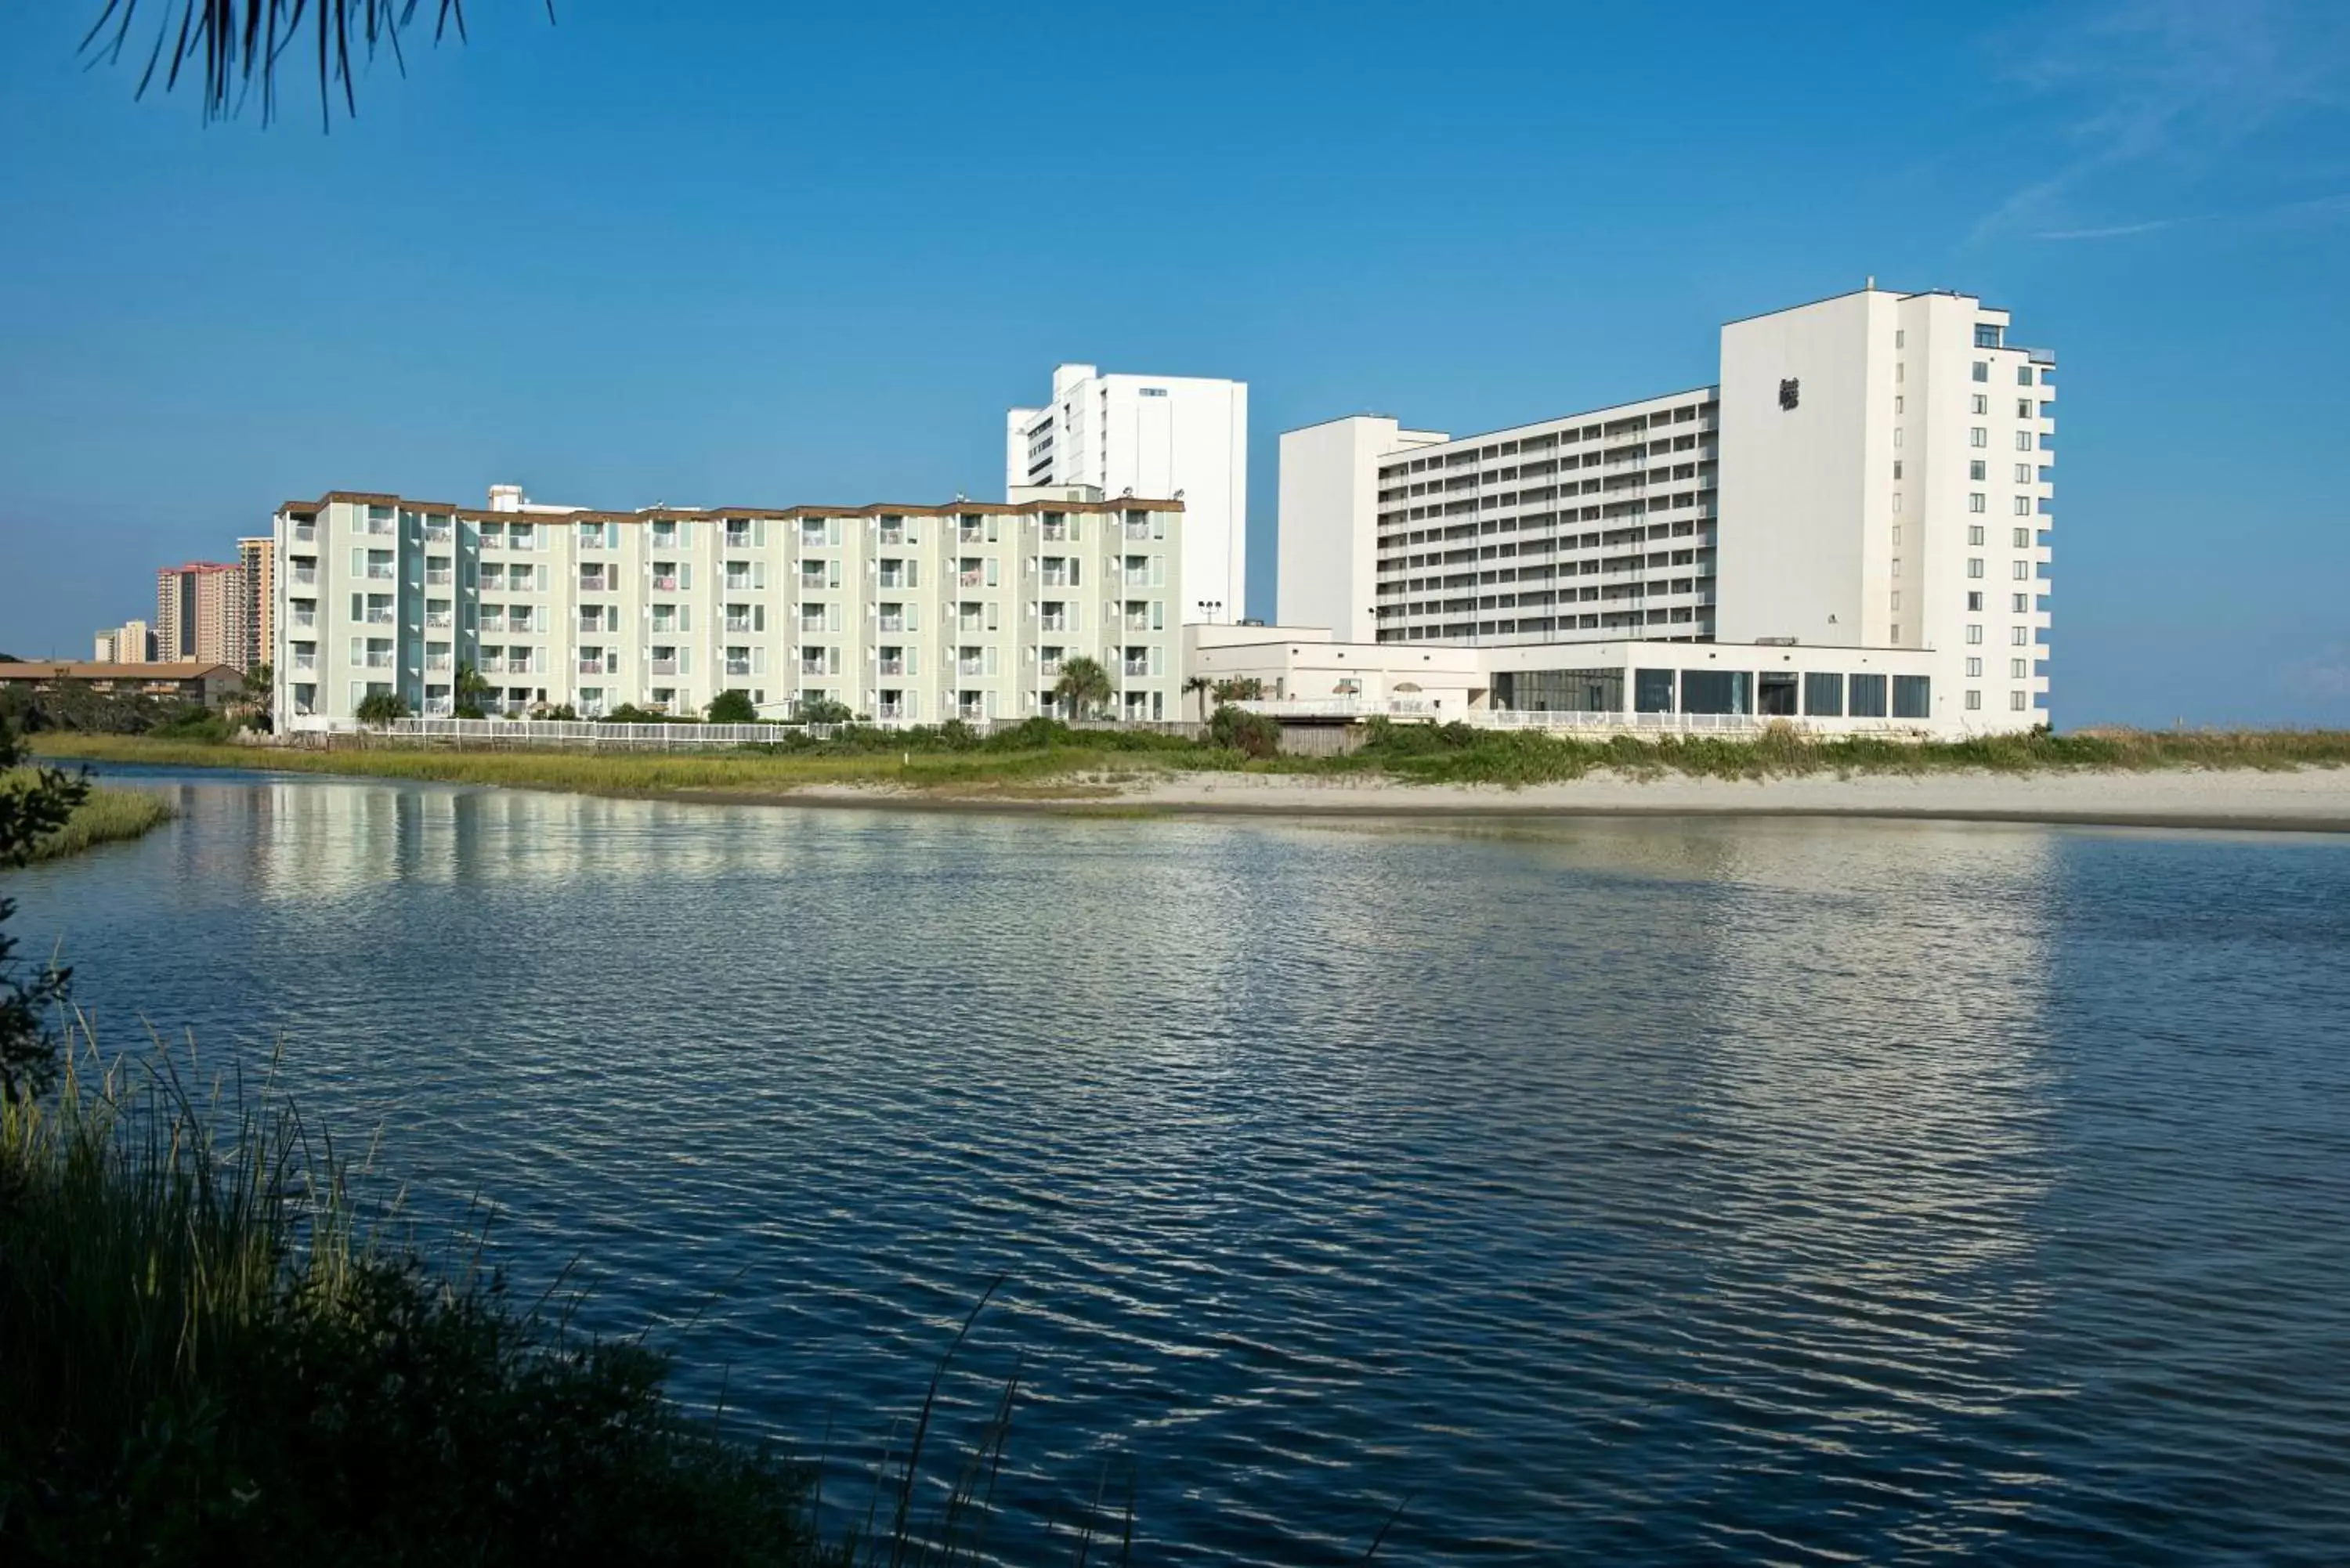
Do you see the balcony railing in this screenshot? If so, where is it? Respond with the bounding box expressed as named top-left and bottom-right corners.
top-left (725, 617), bottom-right (753, 633)
top-left (959, 570), bottom-right (985, 587)
top-left (292, 522), bottom-right (316, 544)
top-left (363, 654), bottom-right (394, 670)
top-left (425, 655), bottom-right (451, 672)
top-left (876, 703), bottom-right (906, 721)
top-left (958, 704), bottom-right (985, 722)
top-left (877, 615), bottom-right (905, 633)
top-left (1123, 521), bottom-right (1152, 541)
top-left (577, 658), bottom-right (609, 675)
top-left (651, 575), bottom-right (678, 591)
top-left (364, 610), bottom-right (396, 626)
top-left (957, 659), bottom-right (984, 677)
top-left (1039, 659), bottom-right (1061, 678)
top-left (291, 654), bottom-right (316, 673)
top-left (1039, 615), bottom-right (1068, 633)
top-left (425, 569), bottom-right (453, 587)
top-left (724, 660), bottom-right (752, 677)
top-left (877, 659), bottom-right (905, 677)
top-left (1123, 660), bottom-right (1149, 677)
top-left (291, 612), bottom-right (317, 630)
top-left (650, 659), bottom-right (679, 676)
top-left (366, 565), bottom-right (396, 581)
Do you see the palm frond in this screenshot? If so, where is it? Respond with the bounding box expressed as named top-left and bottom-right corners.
top-left (81, 0), bottom-right (548, 128)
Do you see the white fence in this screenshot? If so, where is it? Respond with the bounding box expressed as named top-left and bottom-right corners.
top-left (1235, 703), bottom-right (1933, 740)
top-left (364, 717), bottom-right (915, 749)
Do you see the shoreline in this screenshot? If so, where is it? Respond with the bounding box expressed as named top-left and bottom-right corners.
top-left (710, 767), bottom-right (2350, 833)
top-left (39, 737), bottom-right (2350, 834)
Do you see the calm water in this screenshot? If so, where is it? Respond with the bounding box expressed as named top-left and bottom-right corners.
top-left (15, 766), bottom-right (2350, 1565)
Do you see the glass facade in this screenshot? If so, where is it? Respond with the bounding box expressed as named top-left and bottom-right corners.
top-left (1849, 674), bottom-right (1888, 718)
top-left (1893, 675), bottom-right (1932, 719)
top-left (1679, 670), bottom-right (1752, 715)
top-left (1634, 669), bottom-right (1676, 713)
top-left (1803, 672), bottom-right (1843, 716)
top-left (1494, 667), bottom-right (1623, 714)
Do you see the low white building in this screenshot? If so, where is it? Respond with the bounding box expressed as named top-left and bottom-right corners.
top-left (272, 487), bottom-right (1185, 727)
top-left (1008, 363), bottom-right (1248, 626)
top-left (1188, 632), bottom-right (1948, 735)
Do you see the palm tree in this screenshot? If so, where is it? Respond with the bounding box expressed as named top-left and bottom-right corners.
top-left (1181, 674), bottom-right (1215, 722)
top-left (1052, 656), bottom-right (1114, 722)
top-left (453, 660), bottom-right (491, 719)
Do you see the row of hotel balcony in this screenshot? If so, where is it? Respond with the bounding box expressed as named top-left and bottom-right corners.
top-left (291, 511), bottom-right (1167, 551)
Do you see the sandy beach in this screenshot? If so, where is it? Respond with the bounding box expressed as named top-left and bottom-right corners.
top-left (1098, 764), bottom-right (2350, 831)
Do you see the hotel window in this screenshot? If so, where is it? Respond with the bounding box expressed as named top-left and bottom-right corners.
top-left (2010, 691), bottom-right (2029, 711)
top-left (1895, 329), bottom-right (1905, 348)
top-left (1893, 677), bottom-right (1932, 718)
top-left (1966, 624), bottom-right (1983, 645)
top-left (1893, 428), bottom-right (1904, 448)
top-left (2014, 497), bottom-right (2031, 515)
top-left (2015, 464), bottom-right (2032, 482)
top-left (1892, 461), bottom-right (1903, 480)
top-left (1966, 658), bottom-right (1983, 677)
top-left (1969, 494), bottom-right (1987, 513)
top-left (1972, 360), bottom-right (1990, 381)
top-left (1967, 591), bottom-right (1983, 611)
top-left (2013, 561), bottom-right (2031, 580)
top-left (1890, 493), bottom-right (1902, 513)
top-left (1890, 558), bottom-right (1901, 578)
top-left (2012, 626), bottom-right (2030, 646)
top-left (1969, 525), bottom-right (1985, 545)
top-left (2012, 593), bottom-right (2031, 612)
top-left (1970, 428), bottom-right (1988, 448)
top-left (1969, 461), bottom-right (1986, 481)
top-left (2016, 431), bottom-right (2033, 451)
top-left (1966, 689), bottom-right (1983, 710)
top-left (2012, 527), bottom-right (2031, 547)
top-left (2011, 658), bottom-right (2029, 679)
top-left (1972, 395), bottom-right (1989, 415)
top-left (2017, 399), bottom-right (2034, 418)
top-left (1893, 396), bottom-right (1904, 414)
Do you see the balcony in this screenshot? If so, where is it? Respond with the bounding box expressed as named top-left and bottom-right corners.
top-left (1039, 659), bottom-right (1061, 678)
top-left (291, 652), bottom-right (316, 673)
top-left (1123, 659), bottom-right (1149, 678)
top-left (957, 703), bottom-right (985, 723)
top-left (876, 702), bottom-right (906, 721)
top-left (1123, 520), bottom-right (1152, 541)
top-left (959, 526), bottom-right (984, 545)
top-left (725, 526), bottom-right (753, 549)
top-left (364, 517), bottom-right (395, 537)
top-left (577, 657), bottom-right (609, 675)
top-left (291, 610), bottom-right (317, 630)
top-left (1039, 615), bottom-right (1068, 634)
top-left (363, 653), bottom-right (394, 670)
top-left (481, 658), bottom-right (507, 675)
top-left (877, 658), bottom-right (905, 677)
top-left (725, 660), bottom-right (752, 677)
top-left (366, 565), bottom-right (396, 582)
top-left (799, 573), bottom-right (827, 591)
top-left (425, 653), bottom-right (452, 672)
top-left (1124, 612), bottom-right (1151, 632)
top-left (877, 614), bottom-right (906, 634)
top-left (651, 575), bottom-right (678, 591)
top-left (291, 522), bottom-right (316, 544)
top-left (425, 568), bottom-right (453, 587)
top-left (364, 610), bottom-right (396, 627)
top-left (650, 659), bottom-right (679, 676)
top-left (725, 573), bottom-right (751, 593)
top-left (725, 616), bottom-right (754, 633)
top-left (959, 570), bottom-right (985, 588)
top-left (957, 659), bottom-right (984, 677)
top-left (577, 614), bottom-right (603, 634)
top-left (1040, 522), bottom-right (1070, 542)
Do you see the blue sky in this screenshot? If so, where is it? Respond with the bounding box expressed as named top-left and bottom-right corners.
top-left (2, 0), bottom-right (2346, 725)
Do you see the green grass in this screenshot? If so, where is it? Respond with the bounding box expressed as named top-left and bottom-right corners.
top-left (2, 768), bottom-right (175, 862)
top-left (32, 721), bottom-right (2350, 802)
top-left (0, 1037), bottom-right (837, 1565)
top-left (0, 1032), bottom-right (1143, 1566)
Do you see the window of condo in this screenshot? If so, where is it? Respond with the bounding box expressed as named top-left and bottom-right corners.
top-left (1966, 689), bottom-right (1983, 710)
top-left (1970, 461), bottom-right (1986, 481)
top-left (1972, 360), bottom-right (1990, 381)
top-left (1967, 658), bottom-right (1983, 677)
top-left (1971, 428), bottom-right (1988, 448)
top-left (1973, 396), bottom-right (1989, 415)
top-left (1893, 676), bottom-right (1932, 718)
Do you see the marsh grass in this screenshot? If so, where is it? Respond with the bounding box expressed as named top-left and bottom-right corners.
top-left (1, 769), bottom-right (173, 862)
top-left (39, 722), bottom-right (2347, 802)
top-left (0, 1024), bottom-right (1162, 1566)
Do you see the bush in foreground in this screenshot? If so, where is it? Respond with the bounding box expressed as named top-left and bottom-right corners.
top-left (0, 1046), bottom-right (834, 1566)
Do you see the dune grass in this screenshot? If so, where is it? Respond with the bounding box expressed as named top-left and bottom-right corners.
top-left (31, 721), bottom-right (2350, 802)
top-left (1, 768), bottom-right (174, 862)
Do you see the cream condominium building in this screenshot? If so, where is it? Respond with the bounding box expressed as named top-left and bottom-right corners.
top-left (1275, 284), bottom-right (2055, 733)
top-left (269, 489), bottom-right (1184, 726)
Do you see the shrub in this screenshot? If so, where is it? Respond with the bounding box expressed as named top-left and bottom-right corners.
top-left (707, 690), bottom-right (758, 724)
top-left (146, 703), bottom-right (233, 743)
top-left (1209, 704), bottom-right (1282, 760)
top-left (0, 1046), bottom-right (828, 1566)
top-left (354, 691), bottom-right (410, 727)
top-left (793, 695), bottom-right (853, 725)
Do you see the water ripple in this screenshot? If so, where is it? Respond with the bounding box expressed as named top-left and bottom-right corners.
top-left (16, 768), bottom-right (2350, 1565)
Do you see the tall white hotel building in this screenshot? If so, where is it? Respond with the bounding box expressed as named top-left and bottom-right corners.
top-left (1274, 285), bottom-right (2055, 731)
top-left (1007, 364), bottom-right (1247, 627)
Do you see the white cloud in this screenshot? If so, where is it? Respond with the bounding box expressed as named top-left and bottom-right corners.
top-left (1976, 0), bottom-right (2350, 243)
